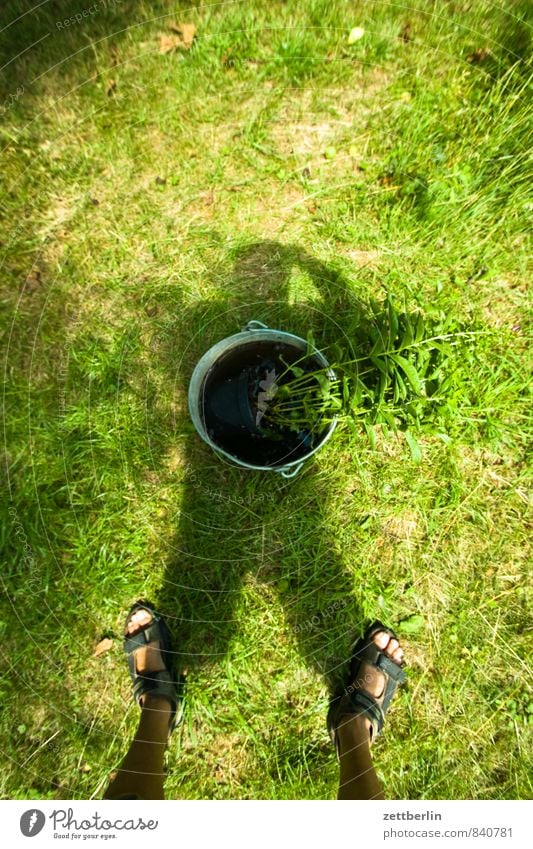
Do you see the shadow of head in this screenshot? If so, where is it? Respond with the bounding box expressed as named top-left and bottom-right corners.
top-left (156, 238), bottom-right (364, 401)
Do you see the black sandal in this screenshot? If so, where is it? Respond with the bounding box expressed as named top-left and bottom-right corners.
top-left (327, 620), bottom-right (406, 756)
top-left (124, 600), bottom-right (185, 739)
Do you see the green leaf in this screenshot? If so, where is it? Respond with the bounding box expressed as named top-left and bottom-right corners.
top-left (369, 297), bottom-right (381, 316)
top-left (405, 430), bottom-right (422, 463)
top-left (315, 372), bottom-right (330, 393)
top-left (393, 374), bottom-right (400, 404)
top-left (387, 294), bottom-right (399, 347)
top-left (370, 334), bottom-right (386, 357)
top-left (381, 409), bottom-right (397, 430)
top-left (415, 313), bottom-right (426, 343)
top-left (363, 422), bottom-right (377, 449)
top-left (369, 353), bottom-right (389, 377)
top-left (400, 315), bottom-right (414, 349)
top-left (329, 342), bottom-right (344, 364)
top-left (377, 370), bottom-right (388, 402)
top-left (389, 353), bottom-right (422, 395)
top-left (397, 614), bottom-right (425, 634)
top-left (342, 375), bottom-right (350, 404)
top-left (395, 370), bottom-right (408, 400)
top-left (352, 376), bottom-right (365, 405)
top-left (393, 369), bottom-right (408, 404)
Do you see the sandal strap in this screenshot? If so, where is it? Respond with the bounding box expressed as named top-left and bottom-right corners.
top-left (346, 690), bottom-right (384, 737)
top-left (376, 652), bottom-right (406, 715)
top-left (132, 670), bottom-right (181, 737)
top-left (132, 668), bottom-right (178, 710)
top-left (376, 651), bottom-right (406, 682)
top-left (124, 622), bottom-right (164, 654)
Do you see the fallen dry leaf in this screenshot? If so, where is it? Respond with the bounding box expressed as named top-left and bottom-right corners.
top-left (467, 47), bottom-right (490, 64)
top-left (179, 23), bottom-right (197, 47)
top-left (399, 22), bottom-right (412, 43)
top-left (343, 249), bottom-right (381, 267)
top-left (93, 637), bottom-right (113, 658)
top-left (347, 27), bottom-right (365, 44)
top-left (24, 267), bottom-right (41, 294)
top-left (160, 22), bottom-right (196, 53)
top-left (222, 47), bottom-right (236, 68)
top-left (159, 35), bottom-right (183, 55)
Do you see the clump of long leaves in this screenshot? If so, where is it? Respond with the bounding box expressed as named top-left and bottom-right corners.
top-left (259, 294), bottom-right (475, 457)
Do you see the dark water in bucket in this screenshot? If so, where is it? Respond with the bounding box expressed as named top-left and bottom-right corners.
top-left (200, 339), bottom-right (329, 468)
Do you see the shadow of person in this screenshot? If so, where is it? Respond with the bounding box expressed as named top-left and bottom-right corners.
top-left (155, 240), bottom-right (368, 693)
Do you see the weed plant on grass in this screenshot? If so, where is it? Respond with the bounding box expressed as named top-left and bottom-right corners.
top-left (0, 0), bottom-right (531, 800)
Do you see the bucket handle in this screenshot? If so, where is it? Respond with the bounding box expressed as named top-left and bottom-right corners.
top-left (278, 461), bottom-right (304, 479)
top-left (244, 319), bottom-right (269, 331)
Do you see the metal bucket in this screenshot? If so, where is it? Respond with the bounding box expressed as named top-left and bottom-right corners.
top-left (188, 320), bottom-right (338, 478)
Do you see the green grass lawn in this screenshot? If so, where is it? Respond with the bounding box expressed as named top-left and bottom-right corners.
top-left (1, 0), bottom-right (531, 799)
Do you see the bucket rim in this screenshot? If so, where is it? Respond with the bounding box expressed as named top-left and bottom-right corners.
top-left (188, 324), bottom-right (338, 474)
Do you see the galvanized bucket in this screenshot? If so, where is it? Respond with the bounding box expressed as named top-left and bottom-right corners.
top-left (188, 320), bottom-right (338, 478)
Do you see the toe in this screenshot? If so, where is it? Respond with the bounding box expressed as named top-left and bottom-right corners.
top-left (392, 646), bottom-right (403, 663)
top-left (386, 638), bottom-right (399, 655)
top-left (372, 631), bottom-right (390, 650)
top-left (126, 607), bottom-right (153, 635)
top-left (137, 609), bottom-right (151, 626)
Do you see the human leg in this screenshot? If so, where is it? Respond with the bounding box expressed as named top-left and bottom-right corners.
top-left (328, 624), bottom-right (406, 800)
top-left (104, 605), bottom-right (181, 800)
